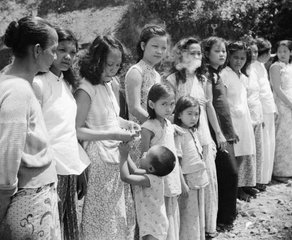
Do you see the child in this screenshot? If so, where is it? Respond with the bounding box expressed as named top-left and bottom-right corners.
top-left (166, 37), bottom-right (218, 238)
top-left (253, 38), bottom-right (276, 185)
top-left (125, 25), bottom-right (168, 163)
top-left (270, 40), bottom-right (292, 183)
top-left (119, 143), bottom-right (176, 240)
top-left (141, 83), bottom-right (181, 240)
top-left (201, 36), bottom-right (239, 231)
top-left (74, 35), bottom-right (140, 240)
top-left (220, 41), bottom-right (256, 202)
top-left (174, 96), bottom-right (209, 240)
top-left (33, 28), bottom-right (90, 240)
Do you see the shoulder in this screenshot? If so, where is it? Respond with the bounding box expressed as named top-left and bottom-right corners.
top-left (76, 78), bottom-right (95, 100)
top-left (146, 174), bottom-right (163, 187)
top-left (142, 119), bottom-right (158, 131)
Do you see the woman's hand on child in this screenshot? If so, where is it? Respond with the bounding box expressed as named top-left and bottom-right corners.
top-left (216, 132), bottom-right (227, 151)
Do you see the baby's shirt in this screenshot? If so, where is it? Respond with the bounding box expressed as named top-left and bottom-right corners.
top-left (134, 174), bottom-right (168, 240)
top-left (142, 119), bottom-right (182, 197)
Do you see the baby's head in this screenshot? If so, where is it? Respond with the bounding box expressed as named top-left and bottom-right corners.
top-left (140, 145), bottom-right (176, 177)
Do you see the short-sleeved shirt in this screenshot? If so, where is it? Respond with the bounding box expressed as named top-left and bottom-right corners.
top-left (134, 174), bottom-right (168, 240)
top-left (142, 119), bottom-right (181, 197)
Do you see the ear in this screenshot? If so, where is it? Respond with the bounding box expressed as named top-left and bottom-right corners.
top-left (140, 42), bottom-right (145, 51)
top-left (148, 165), bottom-right (155, 173)
top-left (33, 44), bottom-right (42, 59)
top-left (148, 100), bottom-right (155, 109)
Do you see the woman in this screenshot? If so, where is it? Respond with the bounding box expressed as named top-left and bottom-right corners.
top-left (0, 16), bottom-right (60, 239)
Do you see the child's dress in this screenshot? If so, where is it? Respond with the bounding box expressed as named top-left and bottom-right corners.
top-left (221, 66), bottom-right (256, 187)
top-left (78, 79), bottom-right (135, 240)
top-left (177, 129), bottom-right (209, 240)
top-left (142, 119), bottom-right (181, 240)
top-left (134, 174), bottom-right (168, 240)
top-left (271, 62), bottom-right (292, 177)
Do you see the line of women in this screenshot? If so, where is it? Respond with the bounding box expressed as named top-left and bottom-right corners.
top-left (0, 15), bottom-right (291, 240)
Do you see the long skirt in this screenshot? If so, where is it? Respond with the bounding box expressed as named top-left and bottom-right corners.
top-left (253, 124), bottom-right (264, 184)
top-left (0, 183), bottom-right (61, 240)
top-left (202, 143), bottom-right (218, 234)
top-left (236, 155), bottom-right (256, 187)
top-left (179, 188), bottom-right (205, 240)
top-left (215, 142), bottom-right (238, 225)
top-left (57, 175), bottom-right (79, 240)
top-left (165, 196), bottom-right (180, 240)
top-left (81, 141), bottom-right (135, 240)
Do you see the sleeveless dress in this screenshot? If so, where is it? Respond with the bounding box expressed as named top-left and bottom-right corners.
top-left (125, 60), bottom-right (161, 162)
top-left (166, 72), bottom-right (218, 234)
top-left (272, 62), bottom-right (292, 177)
top-left (78, 79), bottom-right (135, 240)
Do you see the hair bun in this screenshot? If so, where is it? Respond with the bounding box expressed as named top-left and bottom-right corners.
top-left (4, 20), bottom-right (20, 48)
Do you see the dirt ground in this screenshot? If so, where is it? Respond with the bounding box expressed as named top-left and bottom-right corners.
top-left (216, 180), bottom-right (292, 240)
top-left (78, 179), bottom-right (292, 239)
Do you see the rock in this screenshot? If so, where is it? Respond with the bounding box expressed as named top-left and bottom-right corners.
top-left (245, 221), bottom-right (253, 229)
top-left (277, 199), bottom-right (285, 205)
top-left (268, 227), bottom-right (278, 234)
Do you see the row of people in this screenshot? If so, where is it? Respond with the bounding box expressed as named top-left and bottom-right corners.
top-left (0, 15), bottom-right (291, 240)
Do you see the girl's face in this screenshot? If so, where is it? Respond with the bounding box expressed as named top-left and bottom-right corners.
top-left (277, 45), bottom-right (291, 64)
top-left (149, 94), bottom-right (175, 120)
top-left (207, 42), bottom-right (227, 69)
top-left (250, 44), bottom-right (258, 63)
top-left (229, 50), bottom-right (247, 73)
top-left (102, 48), bottom-right (122, 81)
top-left (52, 40), bottom-right (77, 72)
top-left (37, 27), bottom-right (58, 72)
top-left (142, 36), bottom-right (167, 66)
top-left (179, 105), bottom-right (200, 128)
top-left (181, 43), bottom-right (202, 71)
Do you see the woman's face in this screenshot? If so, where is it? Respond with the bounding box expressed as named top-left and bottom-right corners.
top-left (250, 44), bottom-right (258, 63)
top-left (37, 27), bottom-right (58, 72)
top-left (102, 48), bottom-right (122, 82)
top-left (181, 43), bottom-right (202, 72)
top-left (208, 41), bottom-right (227, 69)
top-left (229, 50), bottom-right (247, 73)
top-left (277, 45), bottom-right (291, 64)
top-left (52, 40), bottom-right (77, 72)
top-left (142, 36), bottom-right (168, 66)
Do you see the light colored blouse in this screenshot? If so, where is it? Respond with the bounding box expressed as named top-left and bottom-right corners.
top-left (33, 71), bottom-right (90, 175)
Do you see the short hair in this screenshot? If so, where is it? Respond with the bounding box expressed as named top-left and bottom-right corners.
top-left (136, 24), bottom-right (167, 62)
top-left (274, 40), bottom-right (292, 63)
top-left (256, 37), bottom-right (271, 57)
top-left (149, 146), bottom-right (176, 177)
top-left (78, 35), bottom-right (125, 85)
top-left (4, 16), bottom-right (54, 58)
top-left (174, 95), bottom-right (200, 128)
top-left (147, 83), bottom-right (174, 119)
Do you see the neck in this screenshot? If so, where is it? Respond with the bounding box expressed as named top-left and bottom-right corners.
top-left (5, 57), bottom-right (37, 84)
top-left (156, 115), bottom-right (165, 126)
top-left (142, 58), bottom-right (155, 68)
top-left (50, 65), bottom-right (62, 77)
top-left (210, 64), bottom-right (219, 70)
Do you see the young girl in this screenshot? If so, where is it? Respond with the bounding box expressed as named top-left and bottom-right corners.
top-left (119, 143), bottom-right (176, 240)
top-left (125, 25), bottom-right (168, 163)
top-left (166, 37), bottom-right (218, 238)
top-left (270, 40), bottom-right (292, 183)
top-left (201, 36), bottom-right (239, 231)
top-left (75, 35), bottom-right (140, 240)
top-left (141, 83), bottom-right (181, 240)
top-left (33, 27), bottom-right (90, 240)
top-left (220, 41), bottom-right (256, 202)
top-left (174, 96), bottom-right (209, 240)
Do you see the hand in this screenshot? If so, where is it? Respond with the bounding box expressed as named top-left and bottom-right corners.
top-left (77, 170), bottom-right (88, 200)
top-left (216, 132), bottom-right (227, 151)
top-left (128, 121), bottom-right (141, 134)
top-left (119, 142), bottom-right (130, 160)
top-left (181, 183), bottom-right (190, 197)
top-left (116, 129), bottom-right (136, 142)
top-left (198, 98), bottom-right (209, 106)
top-left (234, 134), bottom-right (240, 144)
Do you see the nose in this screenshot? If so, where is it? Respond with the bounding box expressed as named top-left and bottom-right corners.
top-left (64, 53), bottom-right (71, 60)
top-left (53, 52), bottom-right (57, 61)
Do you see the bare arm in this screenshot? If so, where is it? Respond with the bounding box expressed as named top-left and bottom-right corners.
top-left (140, 127), bottom-right (153, 155)
top-left (205, 81), bottom-right (226, 150)
top-left (270, 64), bottom-right (292, 109)
top-left (74, 89), bottom-right (135, 142)
top-left (125, 68), bottom-right (148, 123)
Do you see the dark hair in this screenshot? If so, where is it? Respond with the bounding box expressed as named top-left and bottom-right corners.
top-left (79, 35), bottom-right (125, 85)
top-left (227, 41), bottom-right (251, 76)
top-left (201, 36), bottom-right (228, 72)
top-left (136, 24), bottom-right (167, 62)
top-left (273, 40), bottom-right (292, 63)
top-left (4, 16), bottom-right (54, 58)
top-left (149, 145), bottom-right (176, 177)
top-left (55, 27), bottom-right (79, 89)
top-left (147, 83), bottom-right (174, 119)
top-left (174, 96), bottom-right (200, 128)
top-left (168, 37), bottom-right (206, 84)
top-left (256, 37), bottom-right (271, 57)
